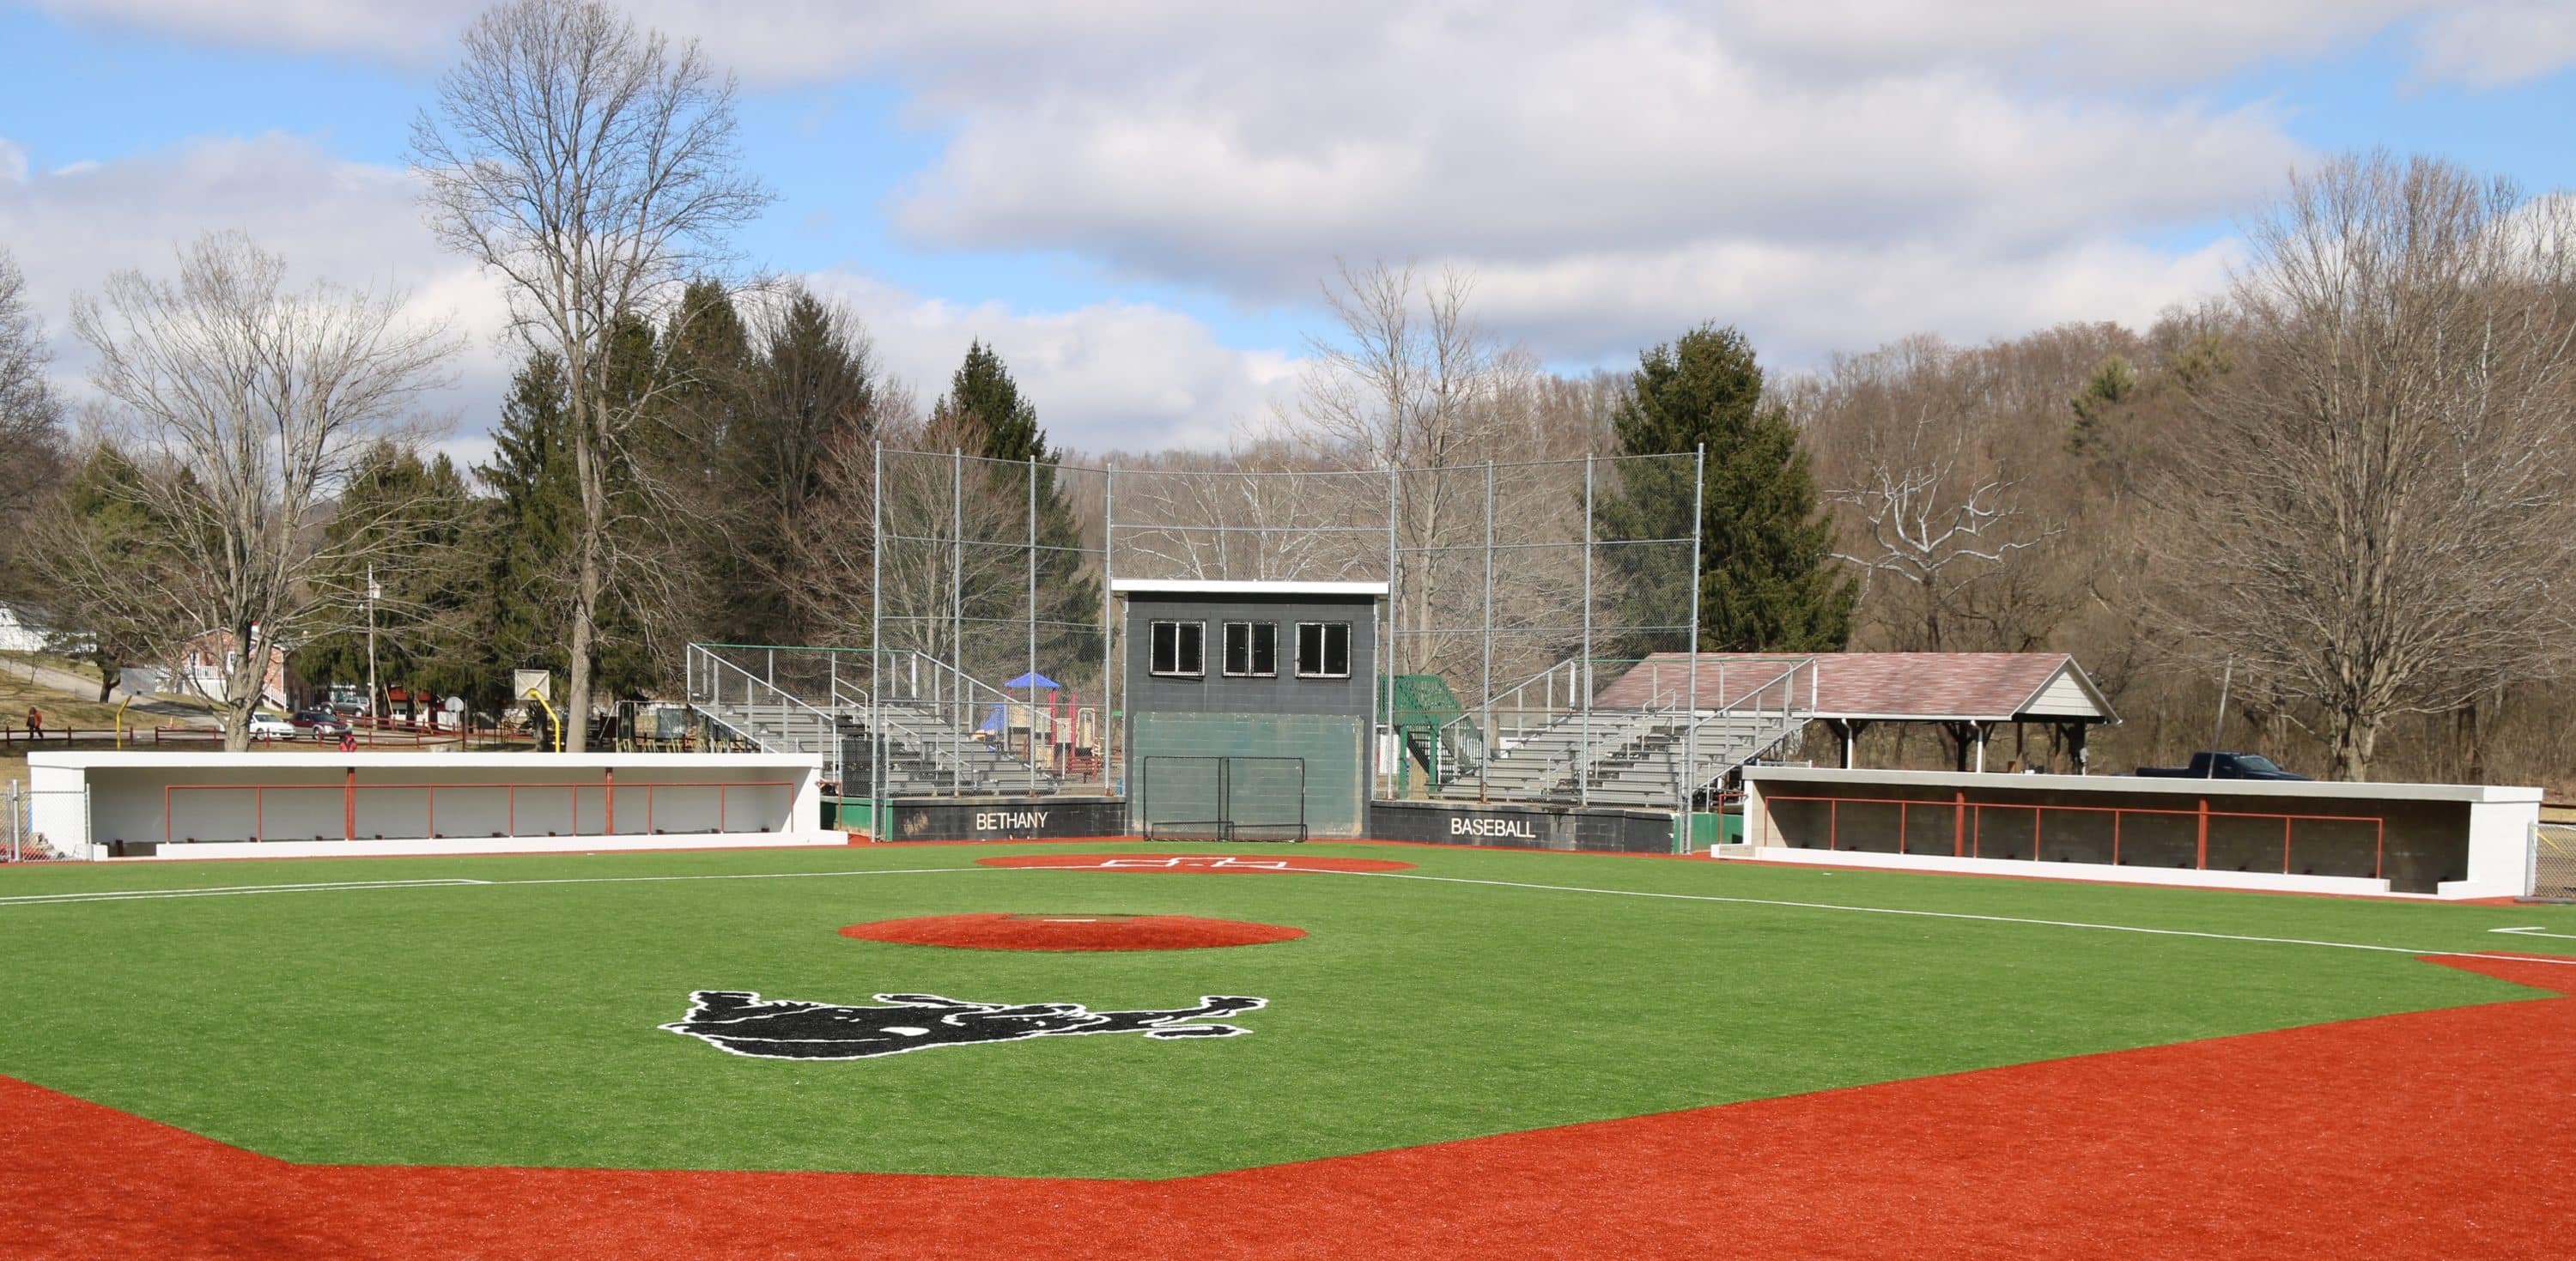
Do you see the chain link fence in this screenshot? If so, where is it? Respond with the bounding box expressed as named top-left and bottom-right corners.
top-left (3, 781), bottom-right (87, 863)
top-left (1103, 451), bottom-right (1707, 806)
top-left (2530, 822), bottom-right (2576, 900)
top-left (692, 447), bottom-right (1710, 818)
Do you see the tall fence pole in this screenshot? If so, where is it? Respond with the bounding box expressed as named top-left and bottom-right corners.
top-left (870, 443), bottom-right (884, 834)
top-left (1028, 452), bottom-right (1040, 795)
top-left (1480, 459), bottom-right (1495, 804)
top-left (1685, 443), bottom-right (1705, 852)
top-left (1581, 454), bottom-right (1594, 809)
top-left (1385, 464), bottom-right (1399, 797)
top-left (1103, 462), bottom-right (1117, 802)
top-left (951, 448), bottom-right (965, 797)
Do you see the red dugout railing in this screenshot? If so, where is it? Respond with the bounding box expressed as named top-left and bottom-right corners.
top-left (1758, 792), bottom-right (2389, 881)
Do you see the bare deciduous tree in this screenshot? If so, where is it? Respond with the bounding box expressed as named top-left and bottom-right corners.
top-left (1805, 336), bottom-right (2065, 656)
top-left (2154, 153), bottom-right (2576, 779)
top-left (1109, 440), bottom-right (1384, 584)
top-left (411, 0), bottom-right (769, 749)
top-left (59, 232), bottom-right (455, 749)
top-left (0, 246), bottom-right (66, 564)
top-left (1285, 260), bottom-right (1557, 682)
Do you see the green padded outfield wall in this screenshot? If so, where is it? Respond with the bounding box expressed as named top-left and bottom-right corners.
top-left (1131, 712), bottom-right (1368, 838)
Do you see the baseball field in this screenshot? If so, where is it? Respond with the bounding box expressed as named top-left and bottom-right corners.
top-left (3, 840), bottom-right (2572, 1257)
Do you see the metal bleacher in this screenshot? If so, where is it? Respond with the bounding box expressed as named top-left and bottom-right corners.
top-left (1428, 658), bottom-right (1816, 809)
top-left (687, 646), bottom-right (1059, 797)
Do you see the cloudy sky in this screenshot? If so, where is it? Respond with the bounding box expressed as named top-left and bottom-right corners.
top-left (4, 1), bottom-right (2574, 457)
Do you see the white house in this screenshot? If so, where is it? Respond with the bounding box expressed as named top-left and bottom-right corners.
top-left (0, 603), bottom-right (52, 653)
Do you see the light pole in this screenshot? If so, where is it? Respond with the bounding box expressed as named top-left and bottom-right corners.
top-left (366, 565), bottom-right (382, 741)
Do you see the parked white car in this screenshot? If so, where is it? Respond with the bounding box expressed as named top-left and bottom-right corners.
top-left (247, 713), bottom-right (299, 740)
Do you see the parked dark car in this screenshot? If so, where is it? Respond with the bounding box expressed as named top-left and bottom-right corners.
top-left (2132, 751), bottom-right (2310, 781)
top-left (291, 709), bottom-right (351, 737)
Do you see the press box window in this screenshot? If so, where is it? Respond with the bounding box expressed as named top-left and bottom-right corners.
top-left (1296, 621), bottom-right (1351, 678)
top-left (1150, 621), bottom-right (1205, 676)
top-left (1223, 621), bottom-right (1277, 676)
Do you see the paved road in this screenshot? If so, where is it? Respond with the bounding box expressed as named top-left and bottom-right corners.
top-left (0, 657), bottom-right (220, 725)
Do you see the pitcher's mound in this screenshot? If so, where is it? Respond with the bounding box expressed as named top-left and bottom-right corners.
top-left (839, 912), bottom-right (1306, 951)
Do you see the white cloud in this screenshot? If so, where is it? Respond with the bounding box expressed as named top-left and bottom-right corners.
top-left (2415, 3), bottom-right (2576, 88)
top-left (862, 4), bottom-right (2302, 365)
top-left (799, 270), bottom-right (1300, 453)
top-left (27, 0), bottom-right (475, 64)
top-left (0, 130), bottom-right (1297, 456)
top-left (0, 130), bottom-right (510, 439)
top-left (1458, 234), bottom-right (2240, 366)
top-left (23, 0), bottom-right (2576, 450)
top-left (46, 2), bottom-right (2570, 88)
top-left (1710, 1), bottom-right (2427, 82)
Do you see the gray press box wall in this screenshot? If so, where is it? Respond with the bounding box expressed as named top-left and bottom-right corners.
top-left (1123, 589), bottom-right (1376, 838)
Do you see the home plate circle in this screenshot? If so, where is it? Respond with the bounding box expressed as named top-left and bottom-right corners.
top-left (976, 852), bottom-right (1415, 874)
top-left (839, 913), bottom-right (1308, 951)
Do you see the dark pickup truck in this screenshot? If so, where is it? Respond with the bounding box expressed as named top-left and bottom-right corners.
top-left (2132, 752), bottom-right (2310, 781)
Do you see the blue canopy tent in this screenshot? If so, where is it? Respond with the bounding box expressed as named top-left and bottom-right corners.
top-left (1005, 672), bottom-right (1060, 691)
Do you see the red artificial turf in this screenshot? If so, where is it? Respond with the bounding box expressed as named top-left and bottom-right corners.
top-left (839, 912), bottom-right (1307, 951)
top-left (976, 852), bottom-right (1416, 873)
top-left (7, 954), bottom-right (2571, 1259)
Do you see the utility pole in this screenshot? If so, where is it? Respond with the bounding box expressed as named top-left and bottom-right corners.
top-left (366, 564), bottom-right (382, 736)
top-left (2208, 658), bottom-right (2233, 778)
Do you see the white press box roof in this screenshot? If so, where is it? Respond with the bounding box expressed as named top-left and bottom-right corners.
top-left (1109, 579), bottom-right (1389, 597)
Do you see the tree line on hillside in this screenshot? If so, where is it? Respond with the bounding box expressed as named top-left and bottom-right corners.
top-left (1, 2), bottom-right (2571, 784)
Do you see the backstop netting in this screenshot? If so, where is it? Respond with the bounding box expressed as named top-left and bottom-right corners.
top-left (1137, 755), bottom-right (1308, 843)
top-left (1103, 452), bottom-right (1706, 808)
top-left (704, 446), bottom-right (1710, 819)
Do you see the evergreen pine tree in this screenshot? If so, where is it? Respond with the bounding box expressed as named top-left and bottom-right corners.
top-left (289, 444), bottom-right (479, 707)
top-left (650, 281), bottom-right (755, 640)
top-left (939, 340), bottom-right (1097, 678)
top-left (1595, 324), bottom-right (1853, 654)
top-left (730, 288), bottom-right (878, 644)
top-left (476, 351), bottom-right (583, 708)
top-left (28, 446), bottom-right (179, 701)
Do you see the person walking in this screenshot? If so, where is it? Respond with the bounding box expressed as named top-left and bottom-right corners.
top-left (24, 706), bottom-right (41, 740)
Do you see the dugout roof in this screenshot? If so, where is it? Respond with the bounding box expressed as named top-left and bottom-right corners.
top-left (1596, 652), bottom-right (2117, 725)
top-left (1110, 579), bottom-right (1388, 598)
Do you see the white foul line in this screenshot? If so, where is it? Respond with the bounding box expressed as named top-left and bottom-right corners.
top-left (1321, 870), bottom-right (2576, 967)
top-left (0, 867), bottom-right (987, 907)
top-left (2491, 925), bottom-right (2576, 941)
top-left (0, 878), bottom-right (493, 906)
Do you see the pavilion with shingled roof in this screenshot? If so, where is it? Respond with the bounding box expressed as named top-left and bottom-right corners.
top-left (1594, 652), bottom-right (2118, 773)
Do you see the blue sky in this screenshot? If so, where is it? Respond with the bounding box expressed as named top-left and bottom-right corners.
top-left (5, 1), bottom-right (2574, 456)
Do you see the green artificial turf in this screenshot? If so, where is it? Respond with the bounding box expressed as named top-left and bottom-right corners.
top-left (3, 842), bottom-right (2572, 1179)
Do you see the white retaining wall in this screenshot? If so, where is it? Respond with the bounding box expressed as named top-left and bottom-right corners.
top-left (25, 751), bottom-right (837, 861)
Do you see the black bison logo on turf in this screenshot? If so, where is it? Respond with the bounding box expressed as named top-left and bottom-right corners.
top-left (659, 990), bottom-right (1266, 1060)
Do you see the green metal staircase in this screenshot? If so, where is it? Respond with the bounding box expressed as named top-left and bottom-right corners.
top-left (1382, 674), bottom-right (1482, 790)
